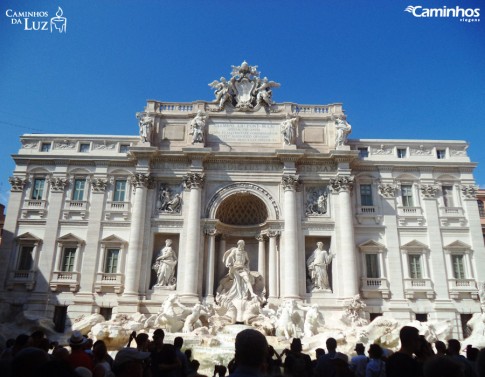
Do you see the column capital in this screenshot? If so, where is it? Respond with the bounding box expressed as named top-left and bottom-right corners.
top-left (330, 175), bottom-right (354, 193)
top-left (461, 184), bottom-right (478, 199)
top-left (267, 230), bottom-right (280, 238)
top-left (130, 173), bottom-right (154, 189)
top-left (256, 234), bottom-right (266, 242)
top-left (91, 178), bottom-right (109, 192)
top-left (378, 182), bottom-right (397, 198)
top-left (183, 172), bottom-right (205, 189)
top-left (420, 184), bottom-right (439, 199)
top-left (281, 175), bottom-right (300, 191)
top-left (9, 176), bottom-right (28, 192)
top-left (49, 177), bottom-right (68, 193)
top-left (204, 227), bottom-right (217, 236)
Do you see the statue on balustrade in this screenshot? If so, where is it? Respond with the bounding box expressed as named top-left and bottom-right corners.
top-left (215, 240), bottom-right (265, 322)
top-left (281, 114), bottom-right (299, 145)
top-left (335, 117), bottom-right (352, 147)
top-left (153, 239), bottom-right (178, 287)
top-left (306, 242), bottom-right (334, 292)
top-left (136, 112), bottom-right (154, 143)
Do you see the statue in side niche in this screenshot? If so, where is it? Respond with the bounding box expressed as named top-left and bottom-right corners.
top-left (281, 114), bottom-right (299, 145)
top-left (307, 242), bottom-right (334, 291)
top-left (189, 110), bottom-right (207, 144)
top-left (153, 239), bottom-right (178, 287)
top-left (335, 117), bottom-right (352, 147)
top-left (136, 112), bottom-right (154, 143)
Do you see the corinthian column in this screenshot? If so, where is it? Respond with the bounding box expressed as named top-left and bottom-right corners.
top-left (330, 175), bottom-right (358, 297)
top-left (281, 175), bottom-right (300, 299)
top-left (182, 173), bottom-right (205, 298)
top-left (268, 231), bottom-right (279, 300)
top-left (205, 227), bottom-right (216, 300)
top-left (124, 173), bottom-right (153, 296)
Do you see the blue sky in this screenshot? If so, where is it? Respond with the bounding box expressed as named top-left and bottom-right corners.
top-left (0, 0), bottom-right (484, 206)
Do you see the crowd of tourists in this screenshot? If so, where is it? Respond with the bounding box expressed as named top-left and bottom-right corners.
top-left (1, 325), bottom-right (485, 377)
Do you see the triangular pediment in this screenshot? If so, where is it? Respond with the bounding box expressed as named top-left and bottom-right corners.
top-left (57, 233), bottom-right (84, 244)
top-left (15, 232), bottom-right (42, 242)
top-left (444, 240), bottom-right (471, 250)
top-left (101, 234), bottom-right (127, 244)
top-left (358, 240), bottom-right (386, 251)
top-left (401, 240), bottom-right (428, 250)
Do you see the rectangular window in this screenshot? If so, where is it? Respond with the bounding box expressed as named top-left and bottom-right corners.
top-left (416, 313), bottom-right (428, 322)
top-left (437, 149), bottom-right (446, 159)
top-left (120, 144), bottom-right (130, 153)
top-left (397, 148), bottom-right (407, 158)
top-left (105, 248), bottom-right (119, 274)
top-left (41, 143), bottom-right (51, 152)
top-left (461, 314), bottom-right (473, 338)
top-left (79, 143), bottom-right (90, 153)
top-left (365, 254), bottom-right (380, 278)
top-left (99, 307), bottom-right (113, 321)
top-left (360, 184), bottom-right (373, 206)
top-left (409, 254), bottom-right (422, 279)
top-left (401, 185), bottom-right (414, 207)
top-left (452, 255), bottom-right (465, 279)
top-left (442, 185), bottom-right (454, 207)
top-left (18, 246), bottom-right (34, 270)
top-left (113, 180), bottom-right (127, 202)
top-left (61, 247), bottom-right (76, 272)
top-left (358, 147), bottom-right (369, 158)
top-left (478, 200), bottom-right (485, 218)
top-left (72, 179), bottom-right (85, 201)
top-left (32, 178), bottom-right (45, 200)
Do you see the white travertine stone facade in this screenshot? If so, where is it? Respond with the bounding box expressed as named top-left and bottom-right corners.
top-left (0, 62), bottom-right (483, 339)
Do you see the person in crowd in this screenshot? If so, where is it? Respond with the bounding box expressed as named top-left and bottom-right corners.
top-left (92, 340), bottom-right (114, 377)
top-left (174, 336), bottom-right (190, 377)
top-left (434, 341), bottom-right (446, 356)
top-left (150, 329), bottom-right (180, 377)
top-left (466, 345), bottom-right (479, 363)
top-left (422, 355), bottom-right (464, 377)
top-left (213, 364), bottom-right (227, 377)
top-left (267, 345), bottom-right (283, 376)
top-left (477, 348), bottom-right (485, 377)
top-left (386, 326), bottom-right (422, 377)
top-left (366, 344), bottom-right (386, 377)
top-left (188, 360), bottom-right (207, 377)
top-left (314, 337), bottom-right (340, 377)
top-left (67, 331), bottom-right (94, 372)
top-left (350, 343), bottom-right (368, 377)
top-left (281, 338), bottom-right (312, 377)
top-left (332, 352), bottom-right (353, 377)
top-left (229, 329), bottom-right (268, 377)
top-left (113, 347), bottom-right (151, 377)
top-left (415, 336), bottom-right (434, 366)
top-left (447, 339), bottom-right (477, 377)
top-left (11, 346), bottom-right (50, 377)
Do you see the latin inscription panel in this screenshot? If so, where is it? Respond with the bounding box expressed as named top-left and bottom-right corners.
top-left (208, 121), bottom-right (280, 144)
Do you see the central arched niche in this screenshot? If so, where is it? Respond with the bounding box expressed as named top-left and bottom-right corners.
top-left (215, 192), bottom-right (268, 226)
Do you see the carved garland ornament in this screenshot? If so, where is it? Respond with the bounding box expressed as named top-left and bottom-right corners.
top-left (9, 176), bottom-right (28, 192)
top-left (91, 178), bottom-right (109, 192)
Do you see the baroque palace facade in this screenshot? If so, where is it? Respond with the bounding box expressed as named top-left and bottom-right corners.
top-left (0, 62), bottom-right (484, 337)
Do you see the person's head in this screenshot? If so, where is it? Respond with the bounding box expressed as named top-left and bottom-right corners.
top-left (355, 343), bottom-right (365, 355)
top-left (290, 338), bottom-right (302, 353)
top-left (326, 337), bottom-right (337, 353)
top-left (235, 329), bottom-right (268, 369)
top-left (153, 329), bottom-right (165, 345)
top-left (113, 348), bottom-right (150, 377)
top-left (434, 341), bottom-right (446, 355)
top-left (423, 355), bottom-right (465, 377)
top-left (135, 333), bottom-right (149, 350)
top-left (68, 331), bottom-right (88, 350)
top-left (185, 349), bottom-right (192, 360)
top-left (466, 346), bottom-right (479, 361)
top-left (214, 364), bottom-right (227, 377)
top-left (174, 336), bottom-right (183, 349)
top-left (399, 326), bottom-right (420, 353)
top-left (368, 344), bottom-right (383, 359)
top-left (191, 359), bottom-right (200, 372)
top-left (447, 339), bottom-right (461, 356)
top-left (12, 347), bottom-right (50, 377)
top-left (93, 340), bottom-right (108, 360)
top-left (315, 348), bottom-right (325, 358)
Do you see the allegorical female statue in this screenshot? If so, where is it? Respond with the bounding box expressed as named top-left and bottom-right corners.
top-left (306, 242), bottom-right (334, 291)
top-left (153, 239), bottom-right (178, 287)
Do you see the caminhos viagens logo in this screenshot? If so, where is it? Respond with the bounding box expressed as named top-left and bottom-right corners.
top-left (405, 5), bottom-right (480, 22)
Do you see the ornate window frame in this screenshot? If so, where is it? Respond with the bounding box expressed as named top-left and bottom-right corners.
top-left (6, 232), bottom-right (42, 291)
top-left (443, 241), bottom-right (477, 299)
top-left (94, 235), bottom-right (127, 294)
top-left (400, 240), bottom-right (434, 299)
top-left (358, 240), bottom-right (390, 299)
top-left (50, 233), bottom-right (85, 292)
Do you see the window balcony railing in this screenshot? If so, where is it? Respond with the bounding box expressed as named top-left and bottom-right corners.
top-left (360, 277), bottom-right (390, 299)
top-left (50, 271), bottom-right (80, 292)
top-left (21, 200), bottom-right (47, 218)
top-left (439, 207), bottom-right (464, 217)
top-left (62, 200), bottom-right (88, 220)
top-left (6, 270), bottom-right (36, 290)
top-left (404, 278), bottom-right (434, 299)
top-left (94, 272), bottom-right (124, 293)
top-left (448, 279), bottom-right (478, 299)
top-left (104, 201), bottom-right (131, 220)
top-left (397, 206), bottom-right (423, 216)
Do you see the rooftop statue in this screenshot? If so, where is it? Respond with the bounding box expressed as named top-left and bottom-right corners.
top-left (335, 116), bottom-right (352, 147)
top-left (189, 110), bottom-right (207, 144)
top-left (136, 112), bottom-right (154, 144)
top-left (209, 61), bottom-right (280, 112)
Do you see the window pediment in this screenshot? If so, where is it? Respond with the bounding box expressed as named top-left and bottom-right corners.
top-left (358, 240), bottom-right (386, 252)
top-left (15, 232), bottom-right (42, 243)
top-left (401, 240), bottom-right (428, 253)
top-left (101, 234), bottom-right (127, 245)
top-left (57, 233), bottom-right (84, 245)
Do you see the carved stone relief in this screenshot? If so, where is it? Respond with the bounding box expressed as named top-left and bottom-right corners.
top-left (378, 183), bottom-right (397, 198)
top-left (305, 187), bottom-right (329, 216)
top-left (49, 177), bottom-right (68, 192)
top-left (157, 184), bottom-right (183, 214)
top-left (420, 184), bottom-right (438, 198)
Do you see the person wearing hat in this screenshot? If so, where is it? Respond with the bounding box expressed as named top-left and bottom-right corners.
top-left (113, 347), bottom-right (151, 377)
top-left (350, 343), bottom-right (368, 377)
top-left (282, 338), bottom-right (312, 377)
top-left (67, 331), bottom-right (94, 372)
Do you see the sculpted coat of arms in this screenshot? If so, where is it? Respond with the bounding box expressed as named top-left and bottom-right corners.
top-left (209, 61), bottom-right (280, 112)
